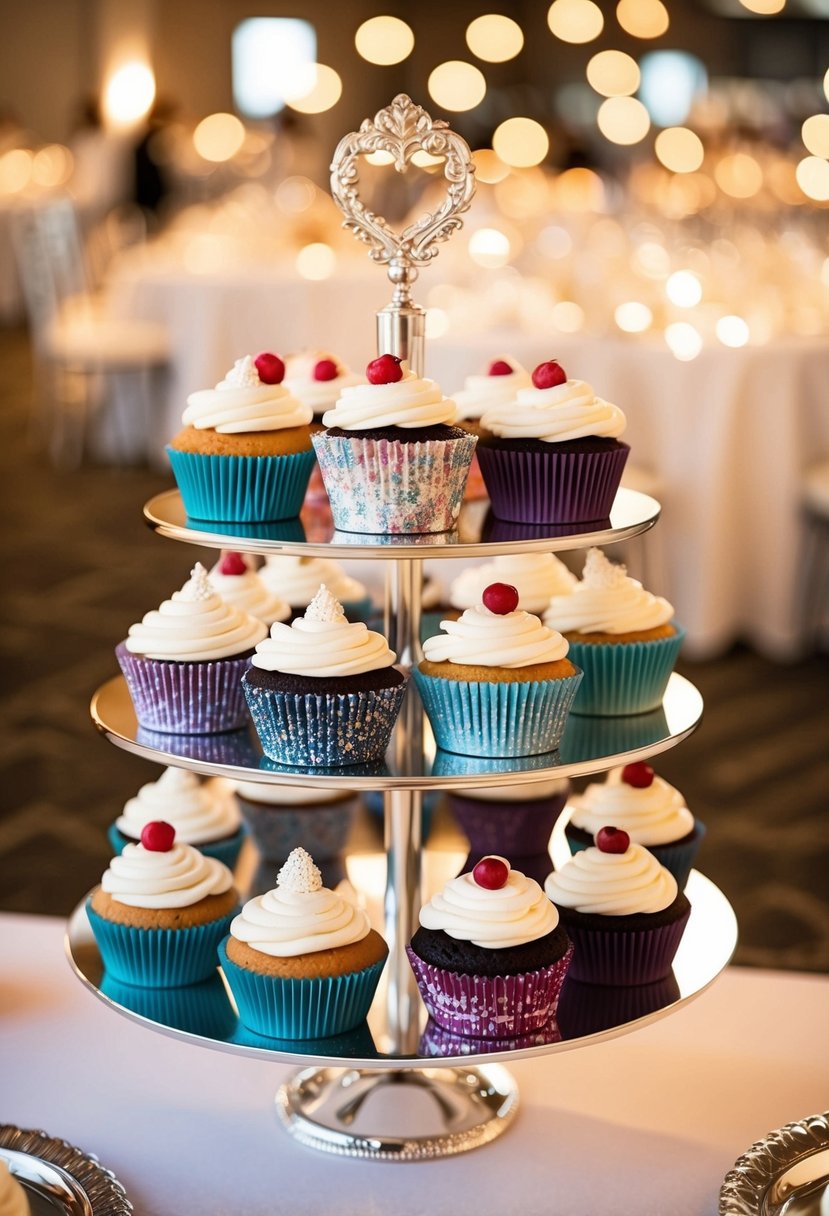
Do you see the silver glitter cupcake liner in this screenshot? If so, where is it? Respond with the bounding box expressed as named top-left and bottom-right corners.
top-left (115, 642), bottom-right (252, 734)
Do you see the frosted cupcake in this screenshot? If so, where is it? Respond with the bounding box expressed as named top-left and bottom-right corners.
top-left (219, 847), bottom-right (388, 1039)
top-left (87, 821), bottom-right (238, 987)
top-left (448, 552), bottom-right (577, 618)
top-left (242, 584), bottom-right (407, 766)
top-left (564, 761), bottom-right (705, 888)
top-left (108, 767), bottom-right (247, 870)
top-left (259, 554), bottom-right (372, 622)
top-left (116, 563), bottom-right (267, 734)
top-left (414, 581), bottom-right (582, 757)
top-left (207, 551), bottom-right (290, 627)
top-left (477, 358), bottom-right (629, 524)
top-left (312, 353), bottom-right (476, 533)
top-left (407, 854), bottom-right (572, 1038)
top-left (451, 356), bottom-right (531, 438)
top-left (0, 1161), bottom-right (29, 1216)
top-left (544, 826), bottom-right (690, 985)
top-left (283, 351), bottom-right (363, 421)
top-left (544, 547), bottom-right (684, 716)
top-left (167, 352), bottom-right (316, 522)
top-left (233, 780), bottom-right (359, 861)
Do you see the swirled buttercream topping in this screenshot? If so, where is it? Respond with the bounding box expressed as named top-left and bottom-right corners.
top-left (116, 767), bottom-right (241, 845)
top-left (229, 846), bottom-right (370, 956)
top-left (260, 554), bottom-right (367, 609)
top-left (419, 866), bottom-right (559, 948)
top-left (452, 358), bottom-right (531, 421)
top-left (233, 780), bottom-right (345, 806)
top-left (544, 547), bottom-right (674, 635)
top-left (284, 351), bottom-right (363, 413)
top-left (251, 584), bottom-right (396, 677)
top-left (321, 362), bottom-right (457, 430)
top-left (569, 767), bottom-right (694, 845)
top-left (544, 840), bottom-right (677, 915)
top-left (182, 354), bottom-right (312, 434)
top-left (125, 563), bottom-right (267, 660)
top-left (101, 840), bottom-right (234, 908)
top-left (450, 553), bottom-right (577, 615)
top-left (459, 777), bottom-right (570, 803)
top-left (208, 558), bottom-right (290, 627)
top-left (0, 1161), bottom-right (29, 1216)
top-left (481, 377), bottom-right (626, 442)
top-left (422, 603), bottom-right (569, 668)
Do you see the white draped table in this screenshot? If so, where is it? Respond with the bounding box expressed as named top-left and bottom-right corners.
top-left (1, 914), bottom-right (827, 1215)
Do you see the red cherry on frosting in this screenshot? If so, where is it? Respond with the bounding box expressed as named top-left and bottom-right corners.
top-left (621, 761), bottom-right (655, 789)
top-left (218, 551), bottom-right (247, 576)
top-left (473, 856), bottom-right (510, 890)
top-left (532, 360), bottom-right (567, 390)
top-left (141, 821), bottom-right (176, 852)
top-left (366, 353), bottom-right (403, 385)
top-left (254, 352), bottom-right (285, 385)
top-left (313, 358), bottom-right (338, 382)
top-left (596, 826), bottom-right (630, 854)
top-left (482, 582), bottom-right (519, 615)
top-left (488, 359), bottom-right (513, 376)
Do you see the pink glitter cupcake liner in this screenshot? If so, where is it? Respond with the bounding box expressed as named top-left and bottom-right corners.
top-left (477, 443), bottom-right (629, 524)
top-left (115, 641), bottom-right (251, 734)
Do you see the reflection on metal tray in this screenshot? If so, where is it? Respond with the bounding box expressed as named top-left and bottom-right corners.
top-left (720, 1112), bottom-right (829, 1216)
top-left (0, 1126), bottom-right (132, 1215)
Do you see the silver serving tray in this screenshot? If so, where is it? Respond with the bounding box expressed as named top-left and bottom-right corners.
top-left (720, 1112), bottom-right (829, 1215)
top-left (0, 1127), bottom-right (132, 1216)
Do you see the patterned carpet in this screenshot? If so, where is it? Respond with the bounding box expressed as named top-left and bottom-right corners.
top-left (1, 325), bottom-right (827, 972)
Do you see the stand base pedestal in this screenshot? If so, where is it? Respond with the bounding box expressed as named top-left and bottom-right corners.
top-left (275, 1065), bottom-right (519, 1160)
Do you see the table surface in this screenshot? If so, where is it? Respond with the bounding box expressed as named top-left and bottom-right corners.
top-left (2, 913), bottom-right (827, 1215)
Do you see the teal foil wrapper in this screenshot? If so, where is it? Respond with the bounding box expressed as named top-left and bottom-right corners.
top-left (87, 900), bottom-right (237, 987)
top-left (566, 627), bottom-right (685, 717)
top-left (167, 446), bottom-right (316, 523)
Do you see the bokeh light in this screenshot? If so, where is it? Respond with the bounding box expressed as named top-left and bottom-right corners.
top-left (665, 322), bottom-right (703, 360)
top-left (295, 242), bottom-right (336, 279)
top-left (597, 96), bottom-right (651, 145)
top-left (666, 270), bottom-right (703, 307)
top-left (355, 16), bottom-right (414, 65)
top-left (364, 151), bottom-right (395, 166)
top-left (469, 227), bottom-right (512, 268)
top-left (716, 315), bottom-right (750, 347)
top-left (0, 149), bottom-right (33, 194)
top-left (103, 63), bottom-right (156, 128)
top-left (796, 156), bottom-right (829, 201)
top-left (654, 128), bottom-right (705, 173)
top-left (615, 301), bottom-right (653, 332)
top-left (287, 64), bottom-right (342, 114)
top-left (801, 114), bottom-right (829, 158)
top-left (275, 176), bottom-right (316, 213)
top-left (738, 0), bottom-right (785, 12)
top-left (466, 14), bottom-right (524, 62)
top-left (472, 148), bottom-right (510, 183)
top-left (425, 308), bottom-right (451, 339)
top-left (32, 144), bottom-right (73, 188)
top-left (586, 50), bottom-right (640, 97)
top-left (428, 61), bottom-right (487, 112)
top-left (555, 167), bottom-right (605, 209)
top-left (547, 0), bottom-right (604, 44)
top-left (616, 0), bottom-right (670, 39)
top-left (492, 118), bottom-right (549, 167)
top-left (824, 67), bottom-right (829, 105)
top-left (714, 152), bottom-right (763, 198)
top-left (193, 113), bottom-right (246, 162)
top-left (551, 300), bottom-right (585, 331)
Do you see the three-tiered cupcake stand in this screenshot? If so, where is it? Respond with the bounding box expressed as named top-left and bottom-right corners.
top-left (66, 97), bottom-right (737, 1162)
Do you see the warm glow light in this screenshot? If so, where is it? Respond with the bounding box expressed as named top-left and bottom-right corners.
top-left (716, 315), bottom-right (750, 347)
top-left (655, 127), bottom-right (705, 173)
top-left (616, 0), bottom-right (669, 38)
top-left (364, 151), bottom-right (395, 166)
top-left (547, 0), bottom-right (604, 44)
top-left (0, 149), bottom-right (32, 194)
top-left (821, 257), bottom-right (829, 287)
top-left (468, 227), bottom-right (511, 268)
top-left (426, 307), bottom-right (450, 338)
top-left (634, 241), bottom-right (670, 278)
top-left (466, 14), bottom-right (524, 62)
top-left (411, 150), bottom-right (445, 168)
top-left (539, 225), bottom-right (573, 258)
top-left (287, 64), bottom-right (342, 114)
top-left (597, 96), bottom-right (651, 144)
top-left (552, 300), bottom-right (585, 331)
top-left (665, 322), bottom-right (702, 360)
top-left (492, 117), bottom-right (549, 167)
top-left (738, 0), bottom-right (785, 12)
top-left (494, 168), bottom-right (550, 217)
top-left (555, 166), bottom-right (604, 209)
top-left (232, 19), bottom-right (316, 118)
top-left (32, 144), bottom-right (73, 188)
top-left (295, 242), bottom-right (336, 279)
top-left (666, 270), bottom-right (703, 307)
top-left (355, 16), bottom-right (414, 65)
top-left (615, 301), bottom-right (653, 332)
top-left (103, 62), bottom-right (156, 128)
top-left (586, 50), bottom-right (640, 96)
top-left (472, 148), bottom-right (510, 183)
top-left (193, 113), bottom-right (246, 163)
top-left (427, 61), bottom-right (486, 112)
top-left (796, 155), bottom-right (829, 201)
top-left (824, 67), bottom-right (829, 105)
top-left (802, 114), bottom-right (829, 158)
top-left (714, 152), bottom-right (763, 198)
top-left (275, 176), bottom-right (316, 212)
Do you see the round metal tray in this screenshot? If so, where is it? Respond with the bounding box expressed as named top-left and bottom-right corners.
top-left (720, 1111), bottom-right (829, 1215)
top-left (0, 1125), bottom-right (132, 1215)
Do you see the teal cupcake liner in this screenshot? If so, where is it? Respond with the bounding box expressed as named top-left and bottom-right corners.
top-left (218, 938), bottom-right (386, 1039)
top-left (566, 627), bottom-right (685, 717)
top-left (166, 446), bottom-right (316, 523)
top-left (106, 823), bottom-right (248, 871)
top-left (87, 900), bottom-right (237, 987)
top-left (413, 668), bottom-right (582, 757)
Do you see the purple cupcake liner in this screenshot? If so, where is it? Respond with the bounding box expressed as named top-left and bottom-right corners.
top-left (561, 904), bottom-right (691, 987)
top-left (406, 942), bottom-right (573, 1038)
top-left (116, 642), bottom-right (252, 735)
top-left (566, 627), bottom-right (685, 716)
top-left (419, 1015), bottom-right (562, 1057)
top-left (166, 446), bottom-right (316, 523)
top-left (565, 819), bottom-right (706, 891)
top-left (476, 442), bottom-right (629, 524)
top-left (556, 974), bottom-right (680, 1038)
top-left (312, 431), bottom-right (477, 534)
top-left (107, 822), bottom-right (248, 872)
top-left (449, 786), bottom-right (570, 856)
top-left (236, 795), bottom-right (359, 860)
top-left (87, 900), bottom-right (237, 987)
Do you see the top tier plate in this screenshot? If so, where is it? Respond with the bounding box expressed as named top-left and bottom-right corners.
top-left (143, 487), bottom-right (659, 559)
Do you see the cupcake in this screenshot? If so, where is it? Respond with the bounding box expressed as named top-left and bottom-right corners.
top-left (449, 776), bottom-right (571, 859)
top-left (564, 761), bottom-right (705, 889)
top-left (544, 826), bottom-right (691, 986)
top-left (219, 846), bottom-right (388, 1039)
top-left (448, 552), bottom-right (577, 618)
top-left (312, 353), bottom-right (477, 534)
top-left (477, 358), bottom-right (629, 524)
top-left (450, 357), bottom-right (531, 500)
top-left (108, 766), bottom-right (247, 871)
top-left (414, 580), bottom-right (582, 757)
top-left (407, 854), bottom-right (573, 1038)
top-left (0, 1160), bottom-right (29, 1216)
top-left (207, 551), bottom-right (290, 627)
top-left (233, 779), bottom-right (359, 860)
top-left (167, 352), bottom-right (317, 522)
top-left (242, 584), bottom-right (407, 766)
top-left (87, 821), bottom-right (239, 987)
top-left (544, 547), bottom-right (684, 716)
top-left (283, 350), bottom-right (363, 421)
top-left (115, 563), bottom-right (267, 734)
top-left (259, 554), bottom-right (372, 622)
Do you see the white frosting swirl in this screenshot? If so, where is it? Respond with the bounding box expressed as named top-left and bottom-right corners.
top-left (251, 584), bottom-right (396, 677)
top-left (182, 354), bottom-right (312, 434)
top-left (544, 548), bottom-right (674, 635)
top-left (481, 377), bottom-right (626, 442)
top-left (451, 358), bottom-right (531, 421)
top-left (260, 555), bottom-right (367, 609)
top-left (229, 846), bottom-right (371, 956)
top-left (233, 780), bottom-right (345, 806)
top-left (208, 558), bottom-right (290, 627)
top-left (457, 777), bottom-right (570, 803)
top-left (101, 840), bottom-right (234, 909)
top-left (0, 1162), bottom-right (29, 1216)
top-left (321, 362), bottom-right (457, 430)
top-left (422, 604), bottom-right (570, 668)
top-left (125, 564), bottom-right (267, 660)
top-left (419, 864), bottom-right (559, 948)
top-left (284, 351), bottom-right (363, 413)
top-left (569, 767), bottom-right (694, 845)
top-left (116, 768), bottom-right (241, 845)
top-left (450, 554), bottom-right (577, 615)
top-left (544, 841), bottom-right (678, 915)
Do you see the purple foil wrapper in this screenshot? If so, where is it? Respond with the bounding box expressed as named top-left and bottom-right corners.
top-left (556, 974), bottom-right (680, 1038)
top-left (419, 1016), bottom-right (562, 1057)
top-left (562, 904), bottom-right (691, 987)
top-left (115, 641), bottom-right (251, 735)
top-left (477, 442), bottom-right (629, 524)
top-left (406, 942), bottom-right (573, 1038)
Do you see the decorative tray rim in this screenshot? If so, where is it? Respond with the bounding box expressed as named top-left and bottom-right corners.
top-left (0, 1124), bottom-right (133, 1215)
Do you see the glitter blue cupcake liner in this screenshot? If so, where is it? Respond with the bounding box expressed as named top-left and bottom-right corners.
top-left (236, 795), bottom-right (359, 861)
top-left (87, 900), bottom-right (237, 987)
top-left (566, 627), bottom-right (685, 716)
top-left (242, 673), bottom-right (408, 767)
top-left (413, 668), bottom-right (582, 757)
top-left (106, 823), bottom-right (248, 871)
top-left (565, 819), bottom-right (705, 890)
top-left (218, 938), bottom-right (386, 1039)
top-left (166, 446), bottom-right (316, 523)
top-left (115, 642), bottom-right (252, 735)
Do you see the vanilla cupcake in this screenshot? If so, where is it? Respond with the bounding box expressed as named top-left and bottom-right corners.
top-left (449, 553), bottom-right (577, 617)
top-left (116, 563), bottom-right (267, 734)
top-left (208, 551), bottom-right (290, 627)
top-left (219, 846), bottom-right (388, 1038)
top-left (450, 355), bottom-right (531, 437)
top-left (283, 350), bottom-right (363, 420)
top-left (259, 554), bottom-right (372, 621)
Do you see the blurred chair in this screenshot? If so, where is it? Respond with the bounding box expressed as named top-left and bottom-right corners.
top-left (800, 458), bottom-right (829, 651)
top-left (617, 463), bottom-right (668, 595)
top-left (10, 196), bottom-right (169, 468)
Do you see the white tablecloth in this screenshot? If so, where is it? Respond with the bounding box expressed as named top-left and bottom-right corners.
top-left (2, 914), bottom-right (828, 1215)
